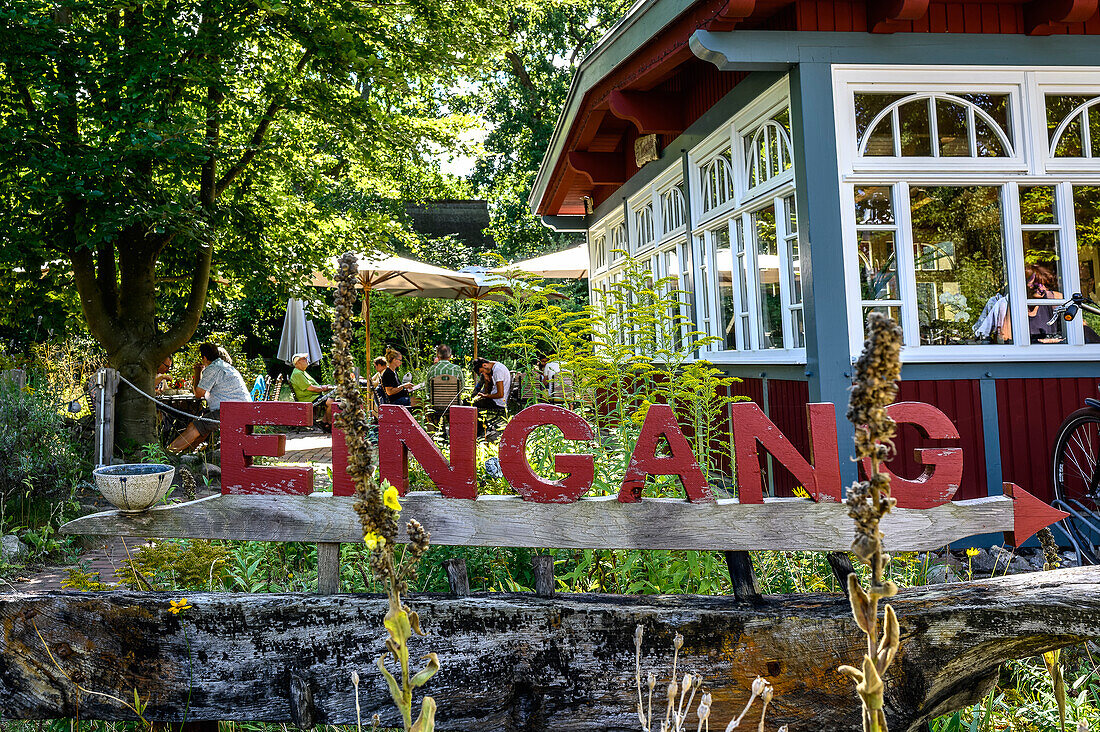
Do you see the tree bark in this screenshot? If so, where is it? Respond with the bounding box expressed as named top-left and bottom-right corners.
top-left (2, 567), bottom-right (1098, 730)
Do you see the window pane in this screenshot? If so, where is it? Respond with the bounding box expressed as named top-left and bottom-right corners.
top-left (936, 99), bottom-right (969, 157)
top-left (1091, 106), bottom-right (1100, 157)
top-left (909, 186), bottom-right (1010, 345)
top-left (1046, 95), bottom-right (1092, 143)
top-left (1022, 231), bottom-right (1062, 293)
top-left (859, 231), bottom-right (899, 300)
top-left (754, 205), bottom-right (784, 348)
top-left (715, 226), bottom-right (737, 350)
top-left (863, 306), bottom-right (903, 337)
top-left (789, 237), bottom-right (802, 304)
top-left (855, 93), bottom-right (906, 142)
top-left (898, 99), bottom-right (932, 156)
top-left (855, 186), bottom-right (894, 225)
top-left (1055, 114), bottom-right (1084, 157)
top-left (1074, 186), bottom-right (1100, 339)
top-left (955, 93), bottom-right (1010, 141)
top-left (791, 308), bottom-right (805, 348)
top-left (1019, 186), bottom-right (1057, 225)
top-left (974, 119), bottom-right (1007, 157)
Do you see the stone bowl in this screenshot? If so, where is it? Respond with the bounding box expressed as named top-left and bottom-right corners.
top-left (92, 464), bottom-right (176, 513)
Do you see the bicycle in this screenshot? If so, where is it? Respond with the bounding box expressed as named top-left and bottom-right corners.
top-left (1048, 293), bottom-right (1100, 564)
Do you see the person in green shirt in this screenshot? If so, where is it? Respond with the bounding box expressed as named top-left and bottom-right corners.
top-left (424, 344), bottom-right (464, 402)
top-left (290, 353), bottom-right (335, 430)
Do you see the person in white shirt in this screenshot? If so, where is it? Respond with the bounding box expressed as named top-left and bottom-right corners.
top-left (169, 342), bottom-right (251, 454)
top-left (470, 358), bottom-right (511, 414)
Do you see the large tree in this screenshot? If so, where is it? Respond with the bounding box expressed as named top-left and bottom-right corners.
top-left (462, 1), bottom-right (633, 261)
top-left (0, 0), bottom-right (513, 445)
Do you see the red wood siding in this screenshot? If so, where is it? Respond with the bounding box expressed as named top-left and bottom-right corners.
top-left (997, 377), bottom-right (1100, 504)
top-left (893, 380), bottom-right (987, 501)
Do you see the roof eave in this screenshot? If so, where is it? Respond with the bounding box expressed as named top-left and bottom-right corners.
top-left (527, 0), bottom-right (693, 217)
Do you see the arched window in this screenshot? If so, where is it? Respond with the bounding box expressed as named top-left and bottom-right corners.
top-left (610, 223), bottom-right (626, 262)
top-left (593, 235), bottom-right (607, 271)
top-left (701, 151), bottom-right (735, 212)
top-left (1047, 95), bottom-right (1100, 158)
top-left (745, 114), bottom-right (794, 189)
top-left (661, 185), bottom-right (686, 232)
top-left (857, 93), bottom-right (1014, 158)
top-left (634, 204), bottom-right (654, 248)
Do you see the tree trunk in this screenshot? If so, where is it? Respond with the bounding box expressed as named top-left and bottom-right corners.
top-left (114, 360), bottom-right (159, 451)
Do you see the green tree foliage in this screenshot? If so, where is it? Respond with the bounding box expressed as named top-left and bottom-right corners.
top-left (461, 1), bottom-right (633, 261)
top-left (0, 0), bottom-right (515, 443)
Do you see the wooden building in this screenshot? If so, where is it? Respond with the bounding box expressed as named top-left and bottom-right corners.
top-left (531, 0), bottom-right (1100, 506)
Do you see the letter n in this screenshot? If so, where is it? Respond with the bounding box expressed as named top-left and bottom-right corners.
top-left (618, 404), bottom-right (712, 503)
top-left (378, 405), bottom-right (477, 497)
top-left (730, 402), bottom-right (841, 504)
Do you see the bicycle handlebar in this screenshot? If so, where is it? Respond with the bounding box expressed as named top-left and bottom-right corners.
top-left (1049, 293), bottom-right (1100, 325)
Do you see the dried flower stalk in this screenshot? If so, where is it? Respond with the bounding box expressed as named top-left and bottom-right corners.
top-left (333, 251), bottom-right (437, 732)
top-left (634, 625), bottom-right (782, 732)
top-left (839, 312), bottom-right (903, 732)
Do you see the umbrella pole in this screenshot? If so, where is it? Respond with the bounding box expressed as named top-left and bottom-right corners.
top-left (473, 299), bottom-right (479, 360)
top-left (363, 285), bottom-right (371, 363)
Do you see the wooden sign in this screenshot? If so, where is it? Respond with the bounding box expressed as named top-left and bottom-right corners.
top-left (63, 399), bottom-right (1069, 552)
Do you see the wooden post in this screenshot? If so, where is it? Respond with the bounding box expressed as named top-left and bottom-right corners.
top-left (533, 555), bottom-right (555, 598)
top-left (1, 369), bottom-right (26, 390)
top-left (723, 550), bottom-right (761, 603)
top-left (92, 368), bottom-right (119, 468)
top-left (317, 543), bottom-right (340, 594)
top-left (827, 552), bottom-right (857, 594)
top-left (443, 558), bottom-right (470, 596)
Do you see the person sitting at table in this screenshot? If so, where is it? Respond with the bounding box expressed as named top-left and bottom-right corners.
top-left (424, 344), bottom-right (464, 402)
top-left (153, 355), bottom-right (174, 393)
top-left (380, 348), bottom-right (414, 407)
top-left (470, 358), bottom-right (510, 418)
top-left (289, 353), bottom-right (335, 430)
top-left (169, 342), bottom-right (251, 454)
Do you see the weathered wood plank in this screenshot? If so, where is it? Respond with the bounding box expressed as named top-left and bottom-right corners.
top-left (2, 567), bottom-right (1098, 731)
top-left (723, 550), bottom-right (761, 603)
top-left (442, 558), bottom-right (469, 596)
top-left (317, 543), bottom-right (341, 595)
top-left (532, 555), bottom-right (555, 597)
top-left (63, 493), bottom-right (1022, 552)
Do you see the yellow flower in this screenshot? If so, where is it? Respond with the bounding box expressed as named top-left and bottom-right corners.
top-left (168, 599), bottom-right (192, 615)
top-left (383, 485), bottom-right (402, 512)
top-left (364, 532), bottom-right (386, 551)
top-left (966, 547), bottom-right (980, 557)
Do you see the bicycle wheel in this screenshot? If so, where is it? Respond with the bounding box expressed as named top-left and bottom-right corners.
top-left (1051, 406), bottom-right (1100, 509)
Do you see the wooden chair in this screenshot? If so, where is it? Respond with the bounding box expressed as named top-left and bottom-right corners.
top-left (428, 375), bottom-right (463, 439)
top-left (549, 373), bottom-right (575, 403)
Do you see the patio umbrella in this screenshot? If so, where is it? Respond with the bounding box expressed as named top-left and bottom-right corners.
top-left (276, 298), bottom-right (323, 365)
top-left (311, 253), bottom-right (479, 359)
top-left (497, 243), bottom-right (589, 279)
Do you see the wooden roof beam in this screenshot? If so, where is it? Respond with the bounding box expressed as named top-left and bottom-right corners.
top-left (705, 0), bottom-right (756, 32)
top-left (567, 151), bottom-right (626, 187)
top-left (868, 0), bottom-right (930, 34)
top-left (1025, 0), bottom-right (1099, 36)
top-left (608, 90), bottom-right (684, 135)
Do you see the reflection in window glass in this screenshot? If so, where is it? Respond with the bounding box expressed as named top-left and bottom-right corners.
top-left (1019, 186), bottom-right (1056, 225)
top-left (854, 93), bottom-right (906, 143)
top-left (1075, 186), bottom-right (1100, 339)
top-left (714, 226), bottom-right (736, 350)
top-left (1046, 95), bottom-right (1092, 142)
top-left (859, 232), bottom-right (899, 300)
top-left (863, 306), bottom-right (902, 335)
top-left (754, 205), bottom-right (783, 348)
top-left (955, 93), bottom-right (1010, 137)
top-left (909, 186), bottom-right (1010, 345)
top-left (937, 99), bottom-right (969, 157)
top-left (855, 186), bottom-right (894, 224)
top-left (898, 99), bottom-right (933, 156)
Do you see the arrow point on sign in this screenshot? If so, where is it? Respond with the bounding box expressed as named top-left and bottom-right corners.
top-left (1003, 482), bottom-right (1070, 547)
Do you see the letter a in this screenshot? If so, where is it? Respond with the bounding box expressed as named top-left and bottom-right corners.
top-left (618, 404), bottom-right (712, 503)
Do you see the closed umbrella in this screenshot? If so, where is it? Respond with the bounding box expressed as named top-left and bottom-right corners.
top-left (276, 298), bottom-right (324, 364)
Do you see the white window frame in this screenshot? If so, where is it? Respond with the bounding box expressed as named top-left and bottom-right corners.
top-left (834, 65), bottom-right (1100, 363)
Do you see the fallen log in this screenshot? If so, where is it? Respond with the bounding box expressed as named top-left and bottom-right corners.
top-left (2, 566), bottom-right (1098, 731)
